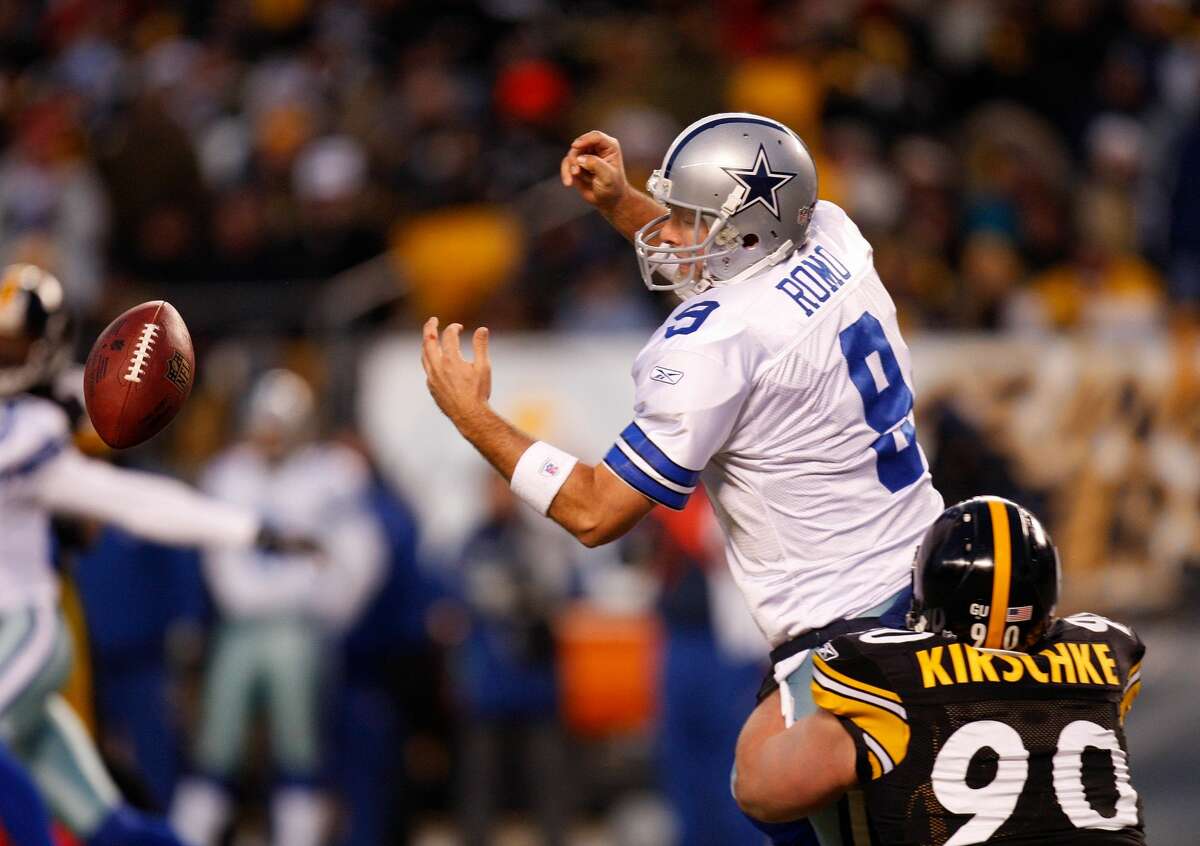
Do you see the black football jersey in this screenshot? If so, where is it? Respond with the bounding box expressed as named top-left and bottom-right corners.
top-left (810, 613), bottom-right (1146, 846)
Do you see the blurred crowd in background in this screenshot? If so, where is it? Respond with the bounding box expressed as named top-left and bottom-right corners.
top-left (2, 0), bottom-right (1199, 843)
top-left (4, 0), bottom-right (1200, 333)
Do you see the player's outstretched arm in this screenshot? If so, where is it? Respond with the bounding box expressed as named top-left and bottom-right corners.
top-left (734, 690), bottom-right (859, 823)
top-left (560, 130), bottom-right (667, 241)
top-left (30, 447), bottom-right (262, 549)
top-left (422, 318), bottom-right (654, 546)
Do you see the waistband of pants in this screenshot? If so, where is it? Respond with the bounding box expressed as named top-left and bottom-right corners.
top-left (768, 615), bottom-right (883, 668)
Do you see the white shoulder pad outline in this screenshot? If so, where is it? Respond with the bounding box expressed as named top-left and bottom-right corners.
top-left (1062, 612), bottom-right (1134, 639)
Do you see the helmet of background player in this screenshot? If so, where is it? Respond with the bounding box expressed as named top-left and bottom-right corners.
top-left (907, 496), bottom-right (1061, 651)
top-left (242, 368), bottom-right (316, 459)
top-left (634, 112), bottom-right (818, 300)
top-left (0, 264), bottom-right (72, 398)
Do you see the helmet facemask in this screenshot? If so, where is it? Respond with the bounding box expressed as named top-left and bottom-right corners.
top-left (906, 604), bottom-right (953, 640)
top-left (634, 171), bottom-right (744, 300)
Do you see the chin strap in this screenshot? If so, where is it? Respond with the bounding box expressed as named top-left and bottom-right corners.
top-left (719, 186), bottom-right (745, 217)
top-left (698, 238), bottom-right (796, 296)
top-left (673, 277), bottom-right (713, 301)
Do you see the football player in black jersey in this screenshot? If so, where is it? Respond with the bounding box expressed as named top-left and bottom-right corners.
top-left (735, 496), bottom-right (1145, 846)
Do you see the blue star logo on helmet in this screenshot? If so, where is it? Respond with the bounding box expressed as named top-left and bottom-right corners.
top-left (722, 145), bottom-right (797, 220)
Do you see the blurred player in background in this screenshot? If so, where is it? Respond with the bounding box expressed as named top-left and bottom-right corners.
top-left (0, 264), bottom-right (322, 845)
top-left (171, 369), bottom-right (385, 846)
top-left (422, 113), bottom-right (943, 844)
top-left (736, 496), bottom-right (1146, 845)
top-left (453, 473), bottom-right (575, 846)
top-left (631, 493), bottom-right (766, 846)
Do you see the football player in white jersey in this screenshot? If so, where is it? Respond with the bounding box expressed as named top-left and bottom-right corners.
top-left (0, 265), bottom-right (317, 846)
top-left (171, 369), bottom-right (386, 846)
top-left (422, 114), bottom-right (944, 844)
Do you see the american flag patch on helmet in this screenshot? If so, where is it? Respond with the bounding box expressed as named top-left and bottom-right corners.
top-left (1006, 606), bottom-right (1033, 623)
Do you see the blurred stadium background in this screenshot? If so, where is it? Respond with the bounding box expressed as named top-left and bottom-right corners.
top-left (1, 0), bottom-right (1198, 843)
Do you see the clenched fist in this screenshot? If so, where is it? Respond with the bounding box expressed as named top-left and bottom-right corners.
top-left (560, 130), bottom-right (629, 211)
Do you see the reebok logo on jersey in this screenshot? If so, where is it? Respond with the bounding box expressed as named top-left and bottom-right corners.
top-left (816, 642), bottom-right (839, 662)
top-left (650, 366), bottom-right (684, 385)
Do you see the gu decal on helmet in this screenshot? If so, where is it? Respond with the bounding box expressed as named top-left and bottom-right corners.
top-left (650, 366), bottom-right (684, 385)
top-left (539, 457), bottom-right (562, 477)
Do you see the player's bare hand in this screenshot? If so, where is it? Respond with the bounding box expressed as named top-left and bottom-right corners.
top-left (560, 130), bottom-right (628, 211)
top-left (421, 317), bottom-right (492, 427)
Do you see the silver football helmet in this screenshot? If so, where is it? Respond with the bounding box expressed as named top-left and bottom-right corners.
top-left (243, 368), bottom-right (316, 446)
top-left (0, 264), bottom-right (72, 397)
top-left (634, 112), bottom-right (818, 298)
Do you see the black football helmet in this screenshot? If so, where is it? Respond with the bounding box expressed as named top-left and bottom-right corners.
top-left (908, 496), bottom-right (1060, 650)
top-left (0, 264), bottom-right (72, 397)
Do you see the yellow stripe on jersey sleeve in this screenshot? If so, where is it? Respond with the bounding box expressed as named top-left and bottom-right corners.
top-left (865, 750), bottom-right (882, 781)
top-left (813, 654), bottom-right (902, 703)
top-left (811, 680), bottom-right (910, 776)
top-left (1119, 682), bottom-right (1141, 723)
top-left (1120, 659), bottom-right (1143, 723)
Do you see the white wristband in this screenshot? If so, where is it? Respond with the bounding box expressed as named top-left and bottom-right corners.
top-left (510, 441), bottom-right (579, 515)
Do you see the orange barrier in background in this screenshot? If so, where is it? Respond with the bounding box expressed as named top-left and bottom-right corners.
top-left (556, 604), bottom-right (662, 738)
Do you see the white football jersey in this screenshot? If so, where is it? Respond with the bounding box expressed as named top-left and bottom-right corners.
top-left (201, 443), bottom-right (385, 626)
top-left (604, 201), bottom-right (944, 646)
top-left (0, 394), bottom-right (260, 610)
top-left (0, 396), bottom-right (70, 607)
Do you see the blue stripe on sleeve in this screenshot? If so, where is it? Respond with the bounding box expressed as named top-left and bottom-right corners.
top-left (603, 445), bottom-right (689, 511)
top-left (0, 438), bottom-right (67, 483)
top-left (0, 401), bottom-right (15, 443)
top-left (619, 423), bottom-right (700, 488)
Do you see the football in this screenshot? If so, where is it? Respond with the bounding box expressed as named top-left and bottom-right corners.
top-left (83, 300), bottom-right (195, 449)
